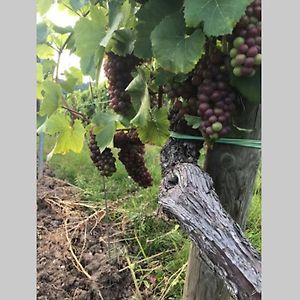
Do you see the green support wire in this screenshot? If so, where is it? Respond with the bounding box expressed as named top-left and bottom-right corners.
top-left (170, 131), bottom-right (261, 149)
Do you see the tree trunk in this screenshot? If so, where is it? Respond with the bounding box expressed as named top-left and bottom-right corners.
top-left (159, 163), bottom-right (261, 300)
top-left (183, 101), bottom-right (261, 300)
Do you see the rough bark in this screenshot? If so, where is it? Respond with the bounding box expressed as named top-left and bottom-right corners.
top-left (159, 163), bottom-right (261, 300)
top-left (183, 102), bottom-right (261, 300)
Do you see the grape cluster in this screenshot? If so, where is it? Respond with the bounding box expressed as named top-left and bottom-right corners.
top-left (192, 51), bottom-right (237, 140)
top-left (104, 52), bottom-right (140, 114)
top-left (229, 0), bottom-right (262, 77)
top-left (167, 79), bottom-right (196, 101)
top-left (166, 78), bottom-right (199, 134)
top-left (114, 130), bottom-right (153, 188)
top-left (89, 133), bottom-right (116, 177)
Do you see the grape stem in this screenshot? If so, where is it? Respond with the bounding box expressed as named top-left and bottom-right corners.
top-left (62, 105), bottom-right (90, 123)
top-left (158, 86), bottom-right (163, 108)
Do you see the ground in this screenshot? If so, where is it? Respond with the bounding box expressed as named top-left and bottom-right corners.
top-left (37, 170), bottom-right (135, 300)
top-left (37, 143), bottom-right (261, 299)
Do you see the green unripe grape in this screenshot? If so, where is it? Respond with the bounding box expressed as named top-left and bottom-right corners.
top-left (233, 67), bottom-right (242, 77)
top-left (236, 54), bottom-right (246, 65)
top-left (233, 37), bottom-right (245, 48)
top-left (212, 122), bottom-right (223, 132)
top-left (229, 48), bottom-right (238, 58)
top-left (209, 133), bottom-right (219, 140)
top-left (254, 54), bottom-right (262, 65)
top-left (231, 58), bottom-right (238, 67)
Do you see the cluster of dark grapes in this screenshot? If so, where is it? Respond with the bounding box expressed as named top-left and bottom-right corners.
top-left (104, 52), bottom-right (140, 114)
top-left (192, 51), bottom-right (237, 140)
top-left (114, 130), bottom-right (153, 188)
top-left (166, 78), bottom-right (200, 134)
top-left (229, 0), bottom-right (261, 77)
top-left (88, 133), bottom-right (116, 177)
top-left (167, 80), bottom-right (196, 101)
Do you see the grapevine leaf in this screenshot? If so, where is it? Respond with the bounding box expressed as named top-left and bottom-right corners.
top-left (70, 0), bottom-right (89, 11)
top-left (37, 23), bottom-right (49, 44)
top-left (46, 113), bottom-right (85, 157)
top-left (51, 23), bottom-right (73, 35)
top-left (229, 70), bottom-right (261, 104)
top-left (37, 63), bottom-right (44, 100)
top-left (137, 107), bottom-right (170, 146)
top-left (39, 81), bottom-right (63, 117)
top-left (126, 69), bottom-right (150, 127)
top-left (108, 29), bottom-right (136, 56)
top-left (60, 67), bottom-right (83, 93)
top-left (184, 114), bottom-right (201, 129)
top-left (151, 12), bottom-right (205, 73)
top-left (134, 0), bottom-right (183, 59)
top-left (74, 6), bottom-right (107, 77)
top-left (154, 69), bottom-right (175, 86)
top-left (92, 111), bottom-right (119, 152)
top-left (100, 13), bottom-right (123, 47)
top-left (36, 44), bottom-right (55, 59)
top-left (184, 0), bottom-right (252, 36)
top-left (37, 63), bottom-right (44, 82)
top-left (119, 0), bottom-right (135, 28)
top-left (41, 59), bottom-right (56, 77)
top-left (37, 0), bottom-right (53, 16)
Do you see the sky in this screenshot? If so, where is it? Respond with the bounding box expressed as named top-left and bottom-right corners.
top-left (37, 3), bottom-right (105, 83)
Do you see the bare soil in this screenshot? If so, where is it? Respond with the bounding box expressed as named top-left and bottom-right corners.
top-left (37, 170), bottom-right (135, 300)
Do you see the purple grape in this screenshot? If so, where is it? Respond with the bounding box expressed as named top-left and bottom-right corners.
top-left (246, 37), bottom-right (256, 47)
top-left (244, 57), bottom-right (255, 68)
top-left (238, 44), bottom-right (249, 54)
top-left (204, 109), bottom-right (214, 118)
top-left (247, 46), bottom-right (258, 57)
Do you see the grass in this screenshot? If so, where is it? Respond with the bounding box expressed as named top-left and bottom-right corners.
top-left (44, 137), bottom-right (261, 298)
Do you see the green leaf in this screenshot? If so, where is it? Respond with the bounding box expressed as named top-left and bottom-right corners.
top-left (100, 9), bottom-right (123, 47)
top-left (70, 0), bottom-right (89, 11)
top-left (92, 111), bottom-right (119, 152)
top-left (134, 0), bottom-right (183, 59)
top-left (126, 69), bottom-right (150, 127)
top-left (154, 69), bottom-right (175, 86)
top-left (229, 70), bottom-right (261, 104)
top-left (36, 44), bottom-right (55, 59)
top-left (109, 29), bottom-right (136, 56)
top-left (137, 107), bottom-right (170, 146)
top-left (151, 12), bottom-right (205, 73)
top-left (41, 59), bottom-right (56, 76)
top-left (51, 23), bottom-right (73, 35)
top-left (184, 0), bottom-right (252, 36)
top-left (39, 81), bottom-right (63, 117)
top-left (60, 67), bottom-right (83, 93)
top-left (184, 114), bottom-right (201, 129)
top-left (74, 6), bottom-right (107, 77)
top-left (46, 113), bottom-right (85, 157)
top-left (37, 23), bottom-right (49, 44)
top-left (37, 0), bottom-right (53, 16)
top-left (36, 63), bottom-right (44, 82)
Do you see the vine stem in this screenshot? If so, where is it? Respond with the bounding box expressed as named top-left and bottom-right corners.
top-left (158, 85), bottom-right (163, 108)
top-left (55, 51), bottom-right (62, 82)
top-left (102, 176), bottom-right (111, 262)
top-left (61, 105), bottom-right (90, 123)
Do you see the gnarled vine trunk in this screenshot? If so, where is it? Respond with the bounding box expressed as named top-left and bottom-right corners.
top-left (159, 163), bottom-right (261, 300)
top-left (182, 101), bottom-right (261, 300)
